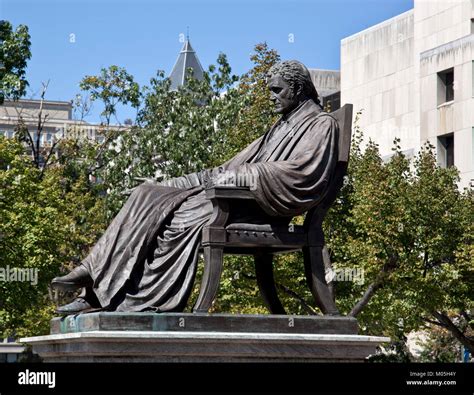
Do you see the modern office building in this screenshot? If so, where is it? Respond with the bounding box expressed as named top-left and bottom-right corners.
top-left (341, 0), bottom-right (474, 189)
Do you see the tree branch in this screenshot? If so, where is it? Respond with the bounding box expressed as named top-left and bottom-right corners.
top-left (16, 116), bottom-right (36, 159)
top-left (349, 254), bottom-right (398, 317)
top-left (431, 311), bottom-right (474, 354)
top-left (32, 80), bottom-right (50, 168)
top-left (86, 126), bottom-right (124, 175)
top-left (275, 283), bottom-right (318, 315)
top-left (421, 316), bottom-right (447, 328)
top-left (241, 273), bottom-right (317, 315)
top-left (39, 139), bottom-right (59, 179)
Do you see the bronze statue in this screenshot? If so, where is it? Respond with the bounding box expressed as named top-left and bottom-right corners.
top-left (52, 60), bottom-right (342, 314)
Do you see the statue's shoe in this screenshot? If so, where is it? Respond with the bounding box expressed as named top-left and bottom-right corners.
top-left (55, 298), bottom-right (95, 314)
top-left (51, 265), bottom-right (93, 291)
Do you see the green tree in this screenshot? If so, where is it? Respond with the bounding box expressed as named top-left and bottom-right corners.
top-left (88, 53), bottom-right (240, 215)
top-left (80, 65), bottom-right (140, 126)
top-left (221, 42), bottom-right (280, 161)
top-left (137, 52), bottom-right (239, 177)
top-left (323, 122), bottom-right (473, 354)
top-left (0, 138), bottom-right (106, 337)
top-left (417, 323), bottom-right (470, 362)
top-left (0, 20), bottom-right (31, 104)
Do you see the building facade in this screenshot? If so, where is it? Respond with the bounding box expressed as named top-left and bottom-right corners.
top-left (309, 69), bottom-right (341, 112)
top-left (0, 99), bottom-right (108, 150)
top-left (341, 0), bottom-right (474, 189)
top-left (0, 39), bottom-right (205, 148)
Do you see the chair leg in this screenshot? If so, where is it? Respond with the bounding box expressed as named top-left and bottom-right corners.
top-left (193, 246), bottom-right (224, 313)
top-left (254, 253), bottom-right (286, 315)
top-left (303, 245), bottom-right (339, 315)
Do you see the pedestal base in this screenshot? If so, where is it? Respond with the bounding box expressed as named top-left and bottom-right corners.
top-left (20, 313), bottom-right (389, 362)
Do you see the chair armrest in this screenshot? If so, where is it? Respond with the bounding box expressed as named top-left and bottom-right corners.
top-left (204, 186), bottom-right (255, 200)
top-left (202, 186), bottom-right (256, 245)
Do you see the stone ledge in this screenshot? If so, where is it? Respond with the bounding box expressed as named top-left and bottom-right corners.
top-left (21, 330), bottom-right (390, 363)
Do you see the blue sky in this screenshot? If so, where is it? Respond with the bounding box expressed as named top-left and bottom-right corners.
top-left (1, 0), bottom-right (413, 123)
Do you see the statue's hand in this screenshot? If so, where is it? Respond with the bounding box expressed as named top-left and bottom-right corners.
top-left (208, 169), bottom-right (239, 189)
top-left (199, 169), bottom-right (216, 189)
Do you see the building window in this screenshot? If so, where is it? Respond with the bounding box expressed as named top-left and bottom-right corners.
top-left (438, 133), bottom-right (454, 168)
top-left (437, 68), bottom-right (454, 105)
top-left (41, 133), bottom-right (53, 146)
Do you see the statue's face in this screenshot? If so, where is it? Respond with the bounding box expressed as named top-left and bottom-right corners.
top-left (268, 75), bottom-right (299, 115)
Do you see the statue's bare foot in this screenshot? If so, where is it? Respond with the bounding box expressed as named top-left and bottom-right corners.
top-left (55, 297), bottom-right (95, 314)
top-left (51, 265), bottom-right (93, 291)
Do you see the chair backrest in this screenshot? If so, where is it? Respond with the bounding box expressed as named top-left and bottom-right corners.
top-left (332, 103), bottom-right (353, 165)
top-left (304, 103), bottom-right (353, 233)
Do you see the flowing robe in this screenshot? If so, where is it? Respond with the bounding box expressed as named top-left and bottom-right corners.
top-left (81, 99), bottom-right (339, 312)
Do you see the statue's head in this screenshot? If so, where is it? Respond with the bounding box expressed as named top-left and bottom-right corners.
top-left (267, 60), bottom-right (321, 115)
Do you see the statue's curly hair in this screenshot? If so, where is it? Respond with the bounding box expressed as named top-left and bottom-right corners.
top-left (267, 60), bottom-right (322, 108)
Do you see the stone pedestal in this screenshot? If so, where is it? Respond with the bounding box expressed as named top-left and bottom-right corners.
top-left (20, 313), bottom-right (389, 362)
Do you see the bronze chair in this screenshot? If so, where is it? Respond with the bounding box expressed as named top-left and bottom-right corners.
top-left (193, 104), bottom-right (353, 315)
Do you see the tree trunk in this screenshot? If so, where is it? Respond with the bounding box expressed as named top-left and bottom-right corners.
top-left (432, 311), bottom-right (474, 355)
top-left (349, 254), bottom-right (398, 317)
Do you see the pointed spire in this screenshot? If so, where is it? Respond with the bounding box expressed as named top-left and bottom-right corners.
top-left (169, 35), bottom-right (204, 91)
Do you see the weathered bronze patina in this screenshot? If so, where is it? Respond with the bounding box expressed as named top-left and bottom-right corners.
top-left (52, 60), bottom-right (345, 314)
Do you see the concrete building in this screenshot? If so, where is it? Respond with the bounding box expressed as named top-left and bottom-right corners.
top-left (309, 69), bottom-right (341, 111)
top-left (341, 0), bottom-right (474, 189)
top-left (1, 99), bottom-right (71, 145)
top-left (0, 338), bottom-right (25, 362)
top-left (0, 39), bottom-right (205, 148)
top-left (0, 99), bottom-right (108, 150)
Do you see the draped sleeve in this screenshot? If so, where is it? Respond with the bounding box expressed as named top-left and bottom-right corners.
top-left (159, 136), bottom-right (265, 189)
top-left (235, 114), bottom-right (339, 217)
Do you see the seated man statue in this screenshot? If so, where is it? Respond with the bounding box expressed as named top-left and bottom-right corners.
top-left (52, 60), bottom-right (339, 314)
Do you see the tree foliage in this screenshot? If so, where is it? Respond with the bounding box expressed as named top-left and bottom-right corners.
top-left (324, 120), bottom-right (473, 353)
top-left (0, 20), bottom-right (31, 104)
top-left (0, 138), bottom-right (106, 337)
top-left (136, 52), bottom-right (239, 176)
top-left (2, 30), bottom-right (471, 361)
top-left (83, 53), bottom-right (241, 215)
top-left (222, 42), bottom-right (280, 160)
top-left (80, 65), bottom-right (140, 126)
